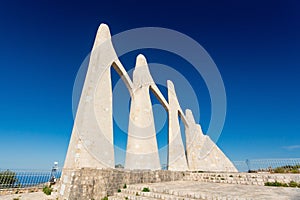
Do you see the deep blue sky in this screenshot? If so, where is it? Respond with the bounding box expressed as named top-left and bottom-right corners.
top-left (0, 0), bottom-right (299, 169)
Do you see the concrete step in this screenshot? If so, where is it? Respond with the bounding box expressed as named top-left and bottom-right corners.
top-left (109, 192), bottom-right (159, 200)
top-left (118, 190), bottom-right (195, 200)
top-left (123, 185), bottom-right (204, 199)
top-left (109, 186), bottom-right (201, 200)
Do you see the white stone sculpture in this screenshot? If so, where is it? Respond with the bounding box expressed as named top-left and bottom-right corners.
top-left (62, 23), bottom-right (238, 172)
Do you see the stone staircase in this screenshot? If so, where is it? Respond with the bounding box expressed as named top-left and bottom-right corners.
top-left (108, 184), bottom-right (205, 200)
top-left (107, 180), bottom-right (300, 200)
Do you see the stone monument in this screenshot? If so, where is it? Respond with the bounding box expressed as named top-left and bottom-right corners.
top-left (62, 23), bottom-right (237, 172)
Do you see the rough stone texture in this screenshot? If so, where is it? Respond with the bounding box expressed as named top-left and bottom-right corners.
top-left (185, 109), bottom-right (238, 172)
top-left (167, 80), bottom-right (188, 171)
top-left (58, 168), bottom-right (300, 200)
top-left (125, 55), bottom-right (161, 170)
top-left (59, 168), bottom-right (187, 200)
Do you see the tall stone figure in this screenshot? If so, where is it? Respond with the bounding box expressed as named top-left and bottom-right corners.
top-left (125, 55), bottom-right (161, 170)
top-left (167, 81), bottom-right (188, 171)
top-left (185, 109), bottom-right (237, 172)
top-left (63, 24), bottom-right (132, 170)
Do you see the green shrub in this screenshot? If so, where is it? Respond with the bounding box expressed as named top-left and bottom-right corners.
top-left (272, 165), bottom-right (300, 174)
top-left (289, 181), bottom-right (298, 187)
top-left (117, 189), bottom-right (121, 192)
top-left (43, 186), bottom-right (52, 195)
top-left (101, 197), bottom-right (108, 200)
top-left (229, 175), bottom-right (233, 177)
top-left (274, 168), bottom-right (285, 173)
top-left (265, 181), bottom-right (288, 187)
top-left (0, 170), bottom-right (18, 188)
top-left (142, 187), bottom-right (150, 192)
top-left (123, 183), bottom-right (127, 189)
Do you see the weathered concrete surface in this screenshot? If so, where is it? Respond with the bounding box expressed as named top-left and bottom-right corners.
top-left (63, 24), bottom-right (118, 170)
top-left (125, 55), bottom-right (161, 170)
top-left (167, 80), bottom-right (188, 171)
top-left (185, 109), bottom-right (237, 172)
top-left (109, 180), bottom-right (300, 200)
top-left (63, 24), bottom-right (134, 170)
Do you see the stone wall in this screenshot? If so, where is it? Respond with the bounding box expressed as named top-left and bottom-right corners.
top-left (59, 168), bottom-right (300, 200)
top-left (59, 168), bottom-right (188, 200)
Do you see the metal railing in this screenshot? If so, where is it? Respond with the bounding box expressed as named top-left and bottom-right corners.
top-left (0, 169), bottom-right (61, 189)
top-left (1, 158), bottom-right (299, 189)
top-left (233, 158), bottom-right (300, 173)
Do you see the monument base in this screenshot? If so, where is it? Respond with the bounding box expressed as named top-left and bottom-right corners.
top-left (58, 168), bottom-right (188, 200)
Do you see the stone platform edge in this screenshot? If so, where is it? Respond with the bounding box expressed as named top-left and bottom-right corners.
top-left (58, 168), bottom-right (300, 200)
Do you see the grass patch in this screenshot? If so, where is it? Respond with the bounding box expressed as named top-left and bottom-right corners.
top-left (273, 165), bottom-right (300, 174)
top-left (142, 187), bottom-right (150, 192)
top-left (289, 181), bottom-right (299, 187)
top-left (264, 181), bottom-right (300, 188)
top-left (42, 186), bottom-right (52, 195)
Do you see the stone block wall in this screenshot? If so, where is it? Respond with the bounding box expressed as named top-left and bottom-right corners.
top-left (59, 168), bottom-right (300, 200)
top-left (59, 168), bottom-right (188, 200)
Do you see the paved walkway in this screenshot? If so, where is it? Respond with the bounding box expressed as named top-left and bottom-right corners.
top-left (0, 192), bottom-right (58, 200)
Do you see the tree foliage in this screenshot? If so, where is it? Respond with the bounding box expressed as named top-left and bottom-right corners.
top-left (0, 170), bottom-right (18, 188)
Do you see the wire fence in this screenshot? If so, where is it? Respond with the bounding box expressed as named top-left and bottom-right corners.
top-left (233, 158), bottom-right (300, 172)
top-left (1, 158), bottom-right (299, 189)
top-left (0, 169), bottom-right (61, 189)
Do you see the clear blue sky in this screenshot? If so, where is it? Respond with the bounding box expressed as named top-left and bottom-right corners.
top-left (0, 0), bottom-right (299, 169)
